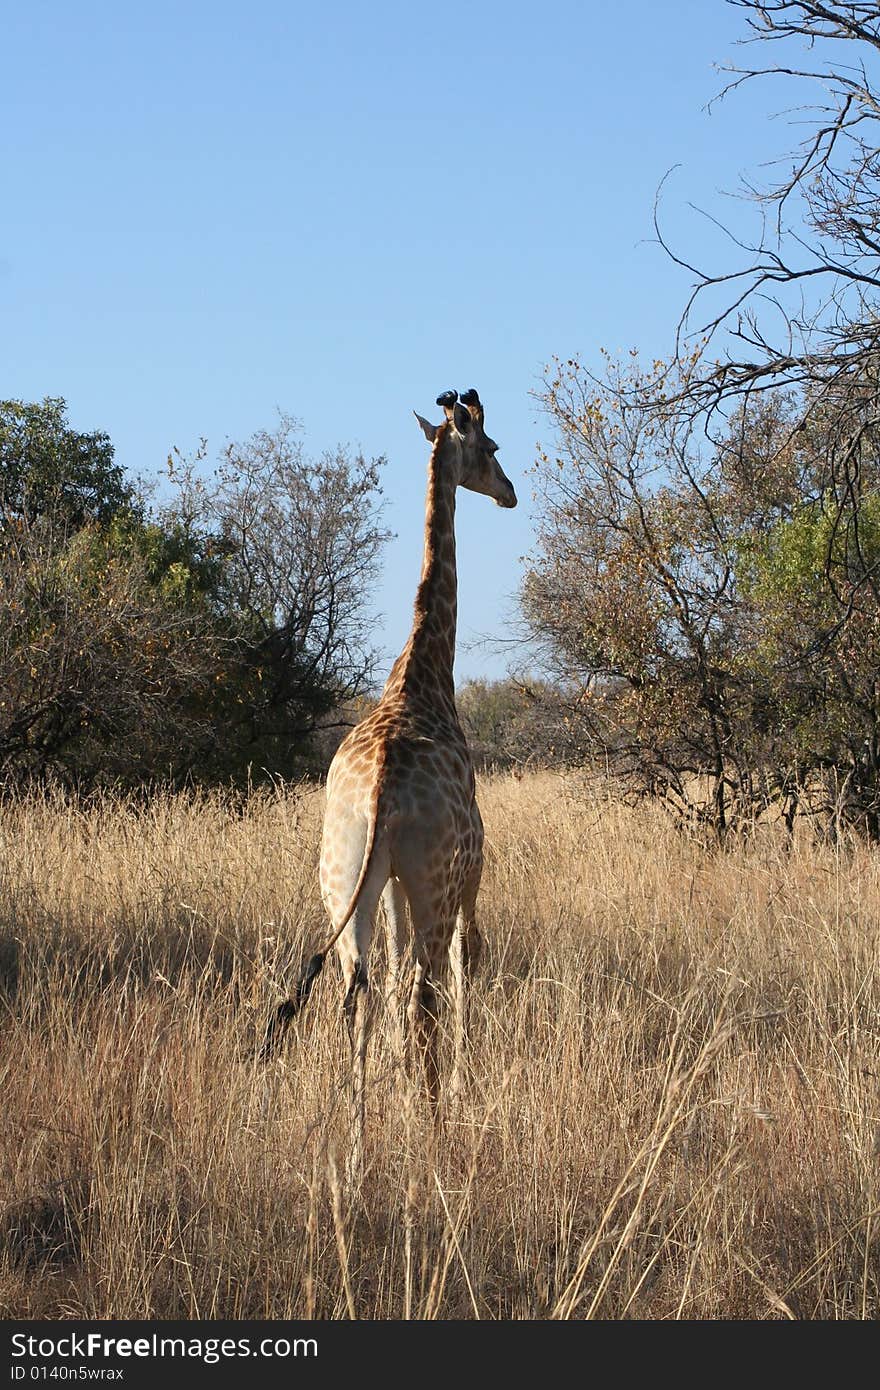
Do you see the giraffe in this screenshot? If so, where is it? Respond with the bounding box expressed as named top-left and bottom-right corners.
top-left (261, 387), bottom-right (516, 1171)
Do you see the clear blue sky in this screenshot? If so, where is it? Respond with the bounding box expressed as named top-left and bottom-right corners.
top-left (2, 1), bottom-right (796, 683)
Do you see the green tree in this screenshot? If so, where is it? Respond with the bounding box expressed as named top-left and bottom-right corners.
top-left (0, 514), bottom-right (220, 784)
top-left (738, 492), bottom-right (880, 837)
top-left (0, 398), bottom-right (132, 527)
top-left (0, 405), bottom-right (389, 788)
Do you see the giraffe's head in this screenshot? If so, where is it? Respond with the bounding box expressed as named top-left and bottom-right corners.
top-left (414, 389), bottom-right (517, 509)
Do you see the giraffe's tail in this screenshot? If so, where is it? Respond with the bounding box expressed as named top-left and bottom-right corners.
top-left (259, 778), bottom-right (384, 1062)
top-left (258, 951), bottom-right (326, 1061)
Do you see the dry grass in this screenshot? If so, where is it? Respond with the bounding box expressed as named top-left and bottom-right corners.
top-left (1, 770), bottom-right (878, 1319)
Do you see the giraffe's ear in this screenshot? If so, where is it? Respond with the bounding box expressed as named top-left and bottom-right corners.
top-left (414, 412), bottom-right (438, 444)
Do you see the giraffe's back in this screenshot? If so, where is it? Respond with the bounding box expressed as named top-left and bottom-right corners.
top-left (323, 696), bottom-right (483, 923)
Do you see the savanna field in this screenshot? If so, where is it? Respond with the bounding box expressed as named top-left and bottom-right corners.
top-left (1, 772), bottom-right (878, 1320)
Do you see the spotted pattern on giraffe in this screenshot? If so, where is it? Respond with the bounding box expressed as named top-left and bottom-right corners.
top-left (263, 391), bottom-right (516, 1172)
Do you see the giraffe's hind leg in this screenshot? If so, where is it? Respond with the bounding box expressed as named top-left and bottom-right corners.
top-left (380, 876), bottom-right (409, 1059)
top-left (406, 953), bottom-right (445, 1112)
top-left (397, 874), bottom-right (455, 1113)
top-left (332, 850), bottom-right (389, 1186)
top-left (338, 927), bottom-right (373, 1186)
top-left (450, 866), bottom-right (482, 1108)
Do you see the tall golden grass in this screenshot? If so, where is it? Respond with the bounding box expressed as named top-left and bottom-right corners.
top-left (1, 771), bottom-right (878, 1319)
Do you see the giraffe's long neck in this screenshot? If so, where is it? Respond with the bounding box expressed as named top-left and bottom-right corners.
top-left (385, 425), bottom-right (458, 709)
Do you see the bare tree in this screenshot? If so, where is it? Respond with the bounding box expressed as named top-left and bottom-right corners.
top-left (661, 3), bottom-right (880, 552)
top-left (457, 676), bottom-right (573, 772)
top-left (164, 415), bottom-right (390, 778)
top-left (524, 355), bottom-right (771, 837)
